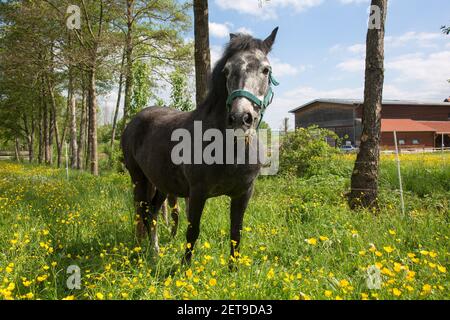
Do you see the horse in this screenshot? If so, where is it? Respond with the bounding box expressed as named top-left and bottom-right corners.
top-left (121, 27), bottom-right (279, 265)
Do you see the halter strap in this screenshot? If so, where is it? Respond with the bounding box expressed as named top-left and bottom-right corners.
top-left (225, 71), bottom-right (279, 129)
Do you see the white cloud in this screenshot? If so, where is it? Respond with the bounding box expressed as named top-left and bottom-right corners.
top-left (336, 58), bottom-right (365, 72)
top-left (209, 22), bottom-right (231, 39)
top-left (236, 27), bottom-right (253, 35)
top-left (386, 31), bottom-right (443, 48)
top-left (210, 45), bottom-right (224, 67)
top-left (215, 0), bottom-right (323, 20)
top-left (339, 0), bottom-right (369, 4)
top-left (347, 43), bottom-right (365, 54)
top-left (270, 57), bottom-right (305, 77)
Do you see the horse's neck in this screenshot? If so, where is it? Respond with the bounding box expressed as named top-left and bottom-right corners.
top-left (194, 90), bottom-right (228, 131)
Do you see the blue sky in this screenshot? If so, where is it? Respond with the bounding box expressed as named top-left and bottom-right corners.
top-left (206, 0), bottom-right (450, 129)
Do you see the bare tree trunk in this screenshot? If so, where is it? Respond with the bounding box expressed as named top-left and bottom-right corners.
top-left (42, 79), bottom-right (51, 165)
top-left (14, 137), bottom-right (21, 162)
top-left (38, 105), bottom-right (43, 164)
top-left (46, 77), bottom-right (63, 168)
top-left (348, 0), bottom-right (387, 209)
top-left (88, 66), bottom-right (99, 175)
top-left (111, 47), bottom-right (126, 151)
top-left (68, 69), bottom-right (78, 169)
top-left (48, 102), bottom-right (54, 165)
top-left (77, 89), bottom-right (86, 170)
top-left (193, 0), bottom-right (211, 107)
top-left (123, 0), bottom-right (134, 127)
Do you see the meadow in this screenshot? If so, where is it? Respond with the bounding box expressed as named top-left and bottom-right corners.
top-left (0, 153), bottom-right (449, 300)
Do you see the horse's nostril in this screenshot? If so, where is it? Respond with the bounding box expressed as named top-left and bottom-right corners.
top-left (242, 112), bottom-right (253, 126)
top-left (228, 114), bottom-right (236, 125)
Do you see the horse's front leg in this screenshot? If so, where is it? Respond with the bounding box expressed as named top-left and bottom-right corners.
top-left (229, 187), bottom-right (253, 269)
top-left (183, 192), bottom-right (206, 265)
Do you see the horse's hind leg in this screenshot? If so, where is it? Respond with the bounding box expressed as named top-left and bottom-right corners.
top-left (132, 176), bottom-right (153, 242)
top-left (161, 200), bottom-right (169, 225)
top-left (148, 189), bottom-right (167, 254)
top-left (167, 194), bottom-right (179, 237)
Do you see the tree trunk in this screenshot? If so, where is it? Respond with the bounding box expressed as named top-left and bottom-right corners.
top-left (193, 0), bottom-right (211, 107)
top-left (123, 0), bottom-right (134, 127)
top-left (348, 0), bottom-right (387, 209)
top-left (42, 79), bottom-right (51, 165)
top-left (111, 47), bottom-right (126, 151)
top-left (68, 69), bottom-right (78, 169)
top-left (46, 77), bottom-right (63, 168)
top-left (38, 105), bottom-right (43, 164)
top-left (77, 89), bottom-right (86, 170)
top-left (48, 101), bottom-right (54, 165)
top-left (14, 137), bottom-right (21, 162)
top-left (88, 67), bottom-right (99, 175)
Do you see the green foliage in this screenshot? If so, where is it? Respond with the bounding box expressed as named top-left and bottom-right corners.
top-left (169, 67), bottom-right (194, 111)
top-left (130, 60), bottom-right (152, 117)
top-left (279, 126), bottom-right (340, 177)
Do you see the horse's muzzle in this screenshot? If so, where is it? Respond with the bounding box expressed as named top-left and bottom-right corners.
top-left (228, 112), bottom-right (256, 131)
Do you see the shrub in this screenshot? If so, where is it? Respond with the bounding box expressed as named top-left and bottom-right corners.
top-left (279, 126), bottom-right (340, 177)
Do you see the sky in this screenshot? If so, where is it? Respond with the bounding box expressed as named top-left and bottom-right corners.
top-left (100, 0), bottom-right (450, 130)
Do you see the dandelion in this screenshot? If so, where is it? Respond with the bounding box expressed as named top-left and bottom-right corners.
top-left (388, 229), bottom-right (396, 235)
top-left (324, 290), bottom-right (332, 297)
top-left (96, 292), bottom-right (104, 300)
top-left (203, 242), bottom-right (211, 249)
top-left (339, 279), bottom-right (350, 288)
top-left (319, 236), bottom-right (329, 241)
top-left (209, 278), bottom-right (217, 286)
top-left (62, 295), bottom-right (75, 300)
top-left (421, 284), bottom-right (432, 295)
top-left (306, 238), bottom-right (317, 246)
top-left (437, 265), bottom-right (446, 273)
top-left (383, 246), bottom-right (394, 253)
top-left (267, 268), bottom-right (275, 280)
top-left (392, 288), bottom-right (402, 297)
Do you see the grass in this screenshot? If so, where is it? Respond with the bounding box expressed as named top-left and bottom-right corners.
top-left (0, 153), bottom-right (449, 300)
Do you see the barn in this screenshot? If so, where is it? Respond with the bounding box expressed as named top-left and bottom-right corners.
top-left (289, 99), bottom-right (450, 149)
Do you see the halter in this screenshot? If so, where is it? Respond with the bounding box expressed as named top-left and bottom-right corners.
top-left (225, 70), bottom-right (279, 129)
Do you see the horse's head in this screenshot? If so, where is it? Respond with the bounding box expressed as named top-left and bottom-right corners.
top-left (223, 27), bottom-right (279, 132)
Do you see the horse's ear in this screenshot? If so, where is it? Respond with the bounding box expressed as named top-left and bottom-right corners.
top-left (229, 33), bottom-right (237, 41)
top-left (263, 27), bottom-right (279, 53)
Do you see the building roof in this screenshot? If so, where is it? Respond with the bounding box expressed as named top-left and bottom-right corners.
top-left (381, 119), bottom-right (436, 132)
top-left (289, 98), bottom-right (450, 113)
top-left (419, 121), bottom-right (450, 134)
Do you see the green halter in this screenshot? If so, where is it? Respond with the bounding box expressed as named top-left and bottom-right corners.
top-left (225, 70), bottom-right (279, 128)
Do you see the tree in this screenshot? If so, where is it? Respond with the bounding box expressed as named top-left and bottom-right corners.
top-left (348, 0), bottom-right (388, 209)
top-left (119, 0), bottom-right (192, 127)
top-left (170, 67), bottom-right (194, 112)
top-left (193, 0), bottom-right (211, 107)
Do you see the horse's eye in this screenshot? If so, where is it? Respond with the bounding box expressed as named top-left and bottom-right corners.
top-left (262, 67), bottom-right (270, 75)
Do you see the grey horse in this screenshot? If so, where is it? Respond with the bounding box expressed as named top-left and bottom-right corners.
top-left (121, 28), bottom-right (278, 265)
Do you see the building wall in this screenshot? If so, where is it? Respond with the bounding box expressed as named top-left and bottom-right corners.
top-left (293, 103), bottom-right (358, 145)
top-left (381, 132), bottom-right (435, 149)
top-left (355, 104), bottom-right (450, 121)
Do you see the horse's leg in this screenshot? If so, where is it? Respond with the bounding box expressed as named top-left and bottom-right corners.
top-left (167, 194), bottom-right (179, 237)
top-left (133, 177), bottom-right (152, 242)
top-left (148, 188), bottom-right (166, 254)
top-left (229, 188), bottom-right (253, 268)
top-left (183, 193), bottom-right (206, 265)
top-left (161, 200), bottom-right (169, 225)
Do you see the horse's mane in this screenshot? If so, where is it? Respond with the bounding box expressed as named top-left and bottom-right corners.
top-left (199, 34), bottom-right (270, 112)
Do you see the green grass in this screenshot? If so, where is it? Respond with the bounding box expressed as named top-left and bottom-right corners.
top-left (0, 153), bottom-right (448, 300)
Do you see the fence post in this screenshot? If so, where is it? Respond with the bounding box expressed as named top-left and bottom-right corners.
top-left (393, 131), bottom-right (405, 215)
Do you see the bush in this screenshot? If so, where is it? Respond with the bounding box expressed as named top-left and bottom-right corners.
top-left (279, 126), bottom-right (340, 177)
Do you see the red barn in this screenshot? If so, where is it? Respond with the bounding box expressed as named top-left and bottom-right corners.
top-left (289, 99), bottom-right (450, 149)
